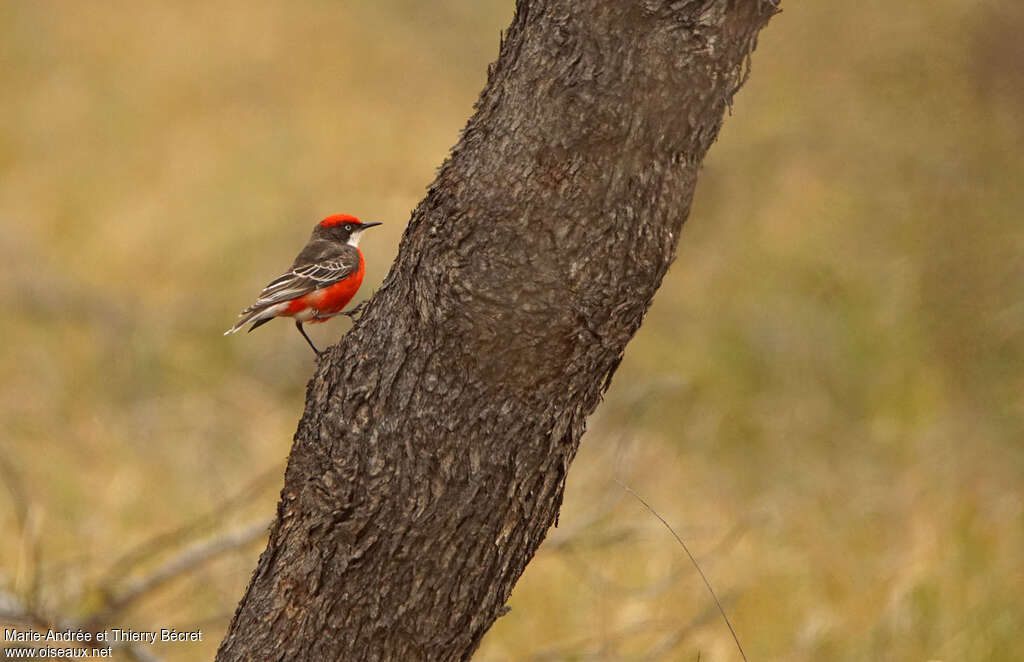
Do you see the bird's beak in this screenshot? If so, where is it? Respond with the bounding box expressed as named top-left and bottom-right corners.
top-left (361, 221), bottom-right (383, 229)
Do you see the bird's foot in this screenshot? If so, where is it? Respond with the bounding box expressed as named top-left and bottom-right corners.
top-left (341, 301), bottom-right (368, 321)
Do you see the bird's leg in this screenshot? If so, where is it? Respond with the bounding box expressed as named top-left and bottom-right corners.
top-left (295, 321), bottom-right (322, 356)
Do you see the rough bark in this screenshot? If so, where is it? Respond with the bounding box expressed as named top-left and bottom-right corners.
top-left (217, 1), bottom-right (778, 660)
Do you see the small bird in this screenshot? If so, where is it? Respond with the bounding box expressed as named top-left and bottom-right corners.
top-left (225, 214), bottom-right (382, 355)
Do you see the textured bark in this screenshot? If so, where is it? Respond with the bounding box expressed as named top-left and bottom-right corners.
top-left (217, 1), bottom-right (778, 660)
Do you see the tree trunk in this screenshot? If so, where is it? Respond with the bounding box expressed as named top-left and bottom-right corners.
top-left (216, 1), bottom-right (778, 660)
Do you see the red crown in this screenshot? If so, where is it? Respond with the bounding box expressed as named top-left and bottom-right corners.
top-left (319, 213), bottom-right (361, 227)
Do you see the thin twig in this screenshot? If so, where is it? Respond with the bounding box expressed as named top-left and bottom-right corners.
top-left (616, 480), bottom-right (748, 662)
top-left (89, 518), bottom-right (271, 625)
top-left (100, 465), bottom-right (281, 586)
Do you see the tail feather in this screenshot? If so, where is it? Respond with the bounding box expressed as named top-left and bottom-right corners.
top-left (247, 316), bottom-right (274, 333)
top-left (224, 304), bottom-right (280, 335)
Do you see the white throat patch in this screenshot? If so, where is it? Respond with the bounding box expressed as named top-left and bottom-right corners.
top-left (347, 230), bottom-right (364, 247)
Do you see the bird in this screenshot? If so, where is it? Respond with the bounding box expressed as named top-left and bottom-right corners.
top-left (225, 214), bottom-right (382, 355)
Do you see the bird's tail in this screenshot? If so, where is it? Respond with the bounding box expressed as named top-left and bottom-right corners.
top-left (224, 305), bottom-right (279, 335)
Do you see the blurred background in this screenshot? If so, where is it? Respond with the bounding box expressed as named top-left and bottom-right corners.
top-left (1, 1), bottom-right (1021, 660)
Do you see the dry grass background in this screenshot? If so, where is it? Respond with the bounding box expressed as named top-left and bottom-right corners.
top-left (1, 1), bottom-right (1022, 660)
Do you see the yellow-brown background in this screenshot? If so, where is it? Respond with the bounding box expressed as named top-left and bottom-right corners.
top-left (1, 1), bottom-right (1021, 660)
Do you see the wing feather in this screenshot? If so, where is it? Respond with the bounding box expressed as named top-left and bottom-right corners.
top-left (225, 241), bottom-right (359, 333)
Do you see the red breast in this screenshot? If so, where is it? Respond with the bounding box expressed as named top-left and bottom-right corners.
top-left (285, 249), bottom-right (366, 321)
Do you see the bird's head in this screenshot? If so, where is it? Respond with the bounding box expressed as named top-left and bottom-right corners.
top-left (316, 214), bottom-right (382, 247)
